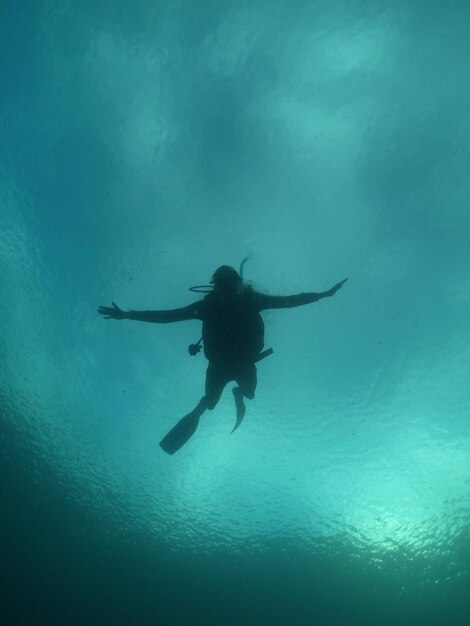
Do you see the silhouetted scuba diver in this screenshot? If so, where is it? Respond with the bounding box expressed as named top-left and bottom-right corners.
top-left (98, 258), bottom-right (347, 454)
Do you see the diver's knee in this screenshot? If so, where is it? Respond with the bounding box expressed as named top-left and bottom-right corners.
top-left (240, 387), bottom-right (255, 400)
top-left (205, 397), bottom-right (217, 410)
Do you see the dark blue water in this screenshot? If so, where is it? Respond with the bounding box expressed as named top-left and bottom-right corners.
top-left (1, 1), bottom-right (470, 624)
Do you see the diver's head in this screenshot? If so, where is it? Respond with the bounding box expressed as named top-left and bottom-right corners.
top-left (210, 265), bottom-right (242, 293)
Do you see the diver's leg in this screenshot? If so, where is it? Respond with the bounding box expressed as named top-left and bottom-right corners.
top-left (160, 364), bottom-right (229, 454)
top-left (235, 363), bottom-right (257, 400)
top-left (205, 362), bottom-right (229, 410)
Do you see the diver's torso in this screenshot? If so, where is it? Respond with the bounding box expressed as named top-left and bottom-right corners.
top-left (201, 289), bottom-right (264, 364)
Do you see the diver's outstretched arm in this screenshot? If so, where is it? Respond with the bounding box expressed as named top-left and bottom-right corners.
top-left (97, 301), bottom-right (202, 323)
top-left (257, 278), bottom-right (347, 310)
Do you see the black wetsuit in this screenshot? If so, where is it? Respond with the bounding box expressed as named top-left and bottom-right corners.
top-left (127, 286), bottom-right (324, 409)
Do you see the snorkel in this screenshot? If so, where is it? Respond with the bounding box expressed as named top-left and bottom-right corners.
top-left (239, 255), bottom-right (251, 281)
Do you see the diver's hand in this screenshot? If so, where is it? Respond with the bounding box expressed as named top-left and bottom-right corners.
top-left (97, 302), bottom-right (127, 320)
top-left (326, 278), bottom-right (348, 297)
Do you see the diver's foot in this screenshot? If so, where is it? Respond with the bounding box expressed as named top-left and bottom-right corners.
top-left (232, 387), bottom-right (246, 433)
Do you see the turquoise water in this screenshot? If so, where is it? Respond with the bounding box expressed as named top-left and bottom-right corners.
top-left (1, 1), bottom-right (470, 624)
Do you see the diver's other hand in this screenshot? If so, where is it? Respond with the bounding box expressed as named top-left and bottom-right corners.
top-left (326, 278), bottom-right (348, 297)
top-left (97, 301), bottom-right (127, 320)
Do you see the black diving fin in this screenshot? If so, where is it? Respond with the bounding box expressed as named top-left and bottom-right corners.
top-left (231, 387), bottom-right (246, 433)
top-left (159, 400), bottom-right (207, 455)
top-left (230, 348), bottom-right (273, 433)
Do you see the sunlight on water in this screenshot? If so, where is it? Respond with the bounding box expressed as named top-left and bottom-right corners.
top-left (2, 1), bottom-right (470, 602)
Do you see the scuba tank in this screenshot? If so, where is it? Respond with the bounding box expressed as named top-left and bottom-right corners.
top-left (187, 256), bottom-right (273, 362)
top-left (187, 256), bottom-right (250, 356)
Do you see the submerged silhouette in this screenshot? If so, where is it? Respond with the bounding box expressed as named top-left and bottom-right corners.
top-left (98, 260), bottom-right (347, 454)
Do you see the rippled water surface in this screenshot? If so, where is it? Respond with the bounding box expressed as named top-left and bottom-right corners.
top-left (1, 1), bottom-right (470, 624)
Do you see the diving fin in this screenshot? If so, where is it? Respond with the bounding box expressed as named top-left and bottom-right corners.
top-left (159, 400), bottom-right (207, 455)
top-left (231, 387), bottom-right (246, 434)
top-left (230, 350), bottom-right (273, 434)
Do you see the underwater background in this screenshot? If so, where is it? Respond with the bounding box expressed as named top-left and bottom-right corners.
top-left (1, 1), bottom-right (470, 624)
